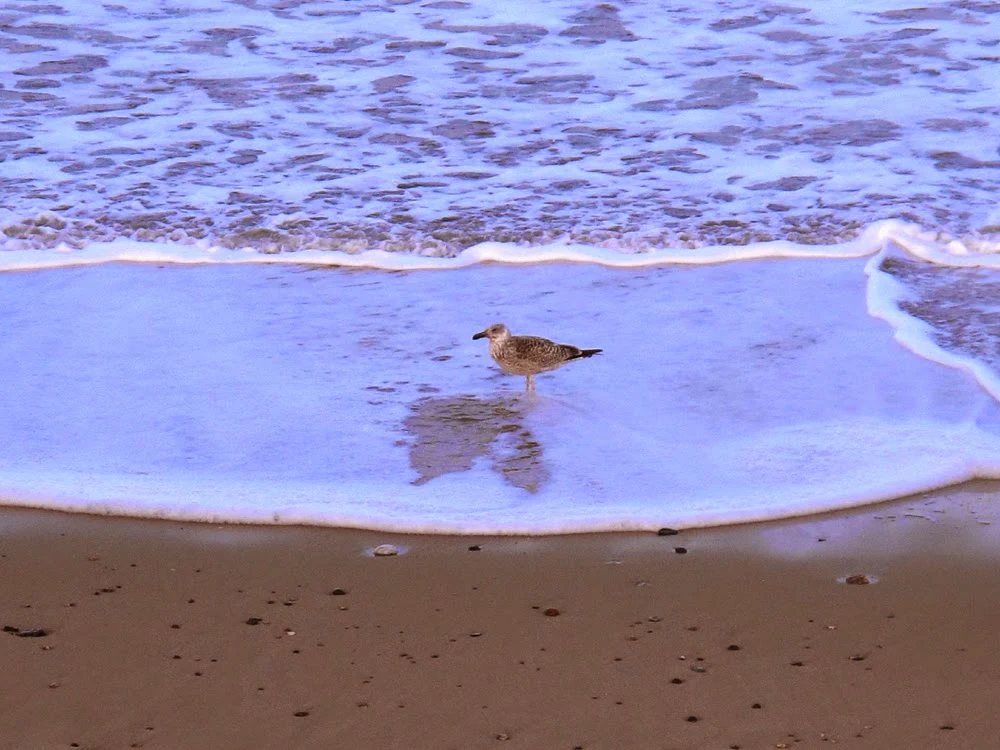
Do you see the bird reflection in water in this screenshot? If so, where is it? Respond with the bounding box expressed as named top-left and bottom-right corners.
top-left (404, 395), bottom-right (549, 493)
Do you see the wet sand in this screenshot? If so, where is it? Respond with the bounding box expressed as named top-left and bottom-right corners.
top-left (2, 482), bottom-right (999, 749)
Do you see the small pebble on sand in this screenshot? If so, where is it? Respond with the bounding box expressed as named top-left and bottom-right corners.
top-left (373, 544), bottom-right (399, 557)
top-left (543, 608), bottom-right (560, 617)
top-left (845, 574), bottom-right (870, 585)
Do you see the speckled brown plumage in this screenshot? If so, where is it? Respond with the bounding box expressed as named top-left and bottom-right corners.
top-left (472, 323), bottom-right (602, 391)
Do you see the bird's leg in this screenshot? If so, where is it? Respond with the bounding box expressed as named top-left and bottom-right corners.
top-left (525, 374), bottom-right (535, 393)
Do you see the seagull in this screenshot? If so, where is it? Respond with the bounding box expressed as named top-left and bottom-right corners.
top-left (472, 323), bottom-right (602, 392)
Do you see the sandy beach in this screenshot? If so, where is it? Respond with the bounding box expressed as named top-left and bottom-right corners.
top-left (2, 481), bottom-right (998, 750)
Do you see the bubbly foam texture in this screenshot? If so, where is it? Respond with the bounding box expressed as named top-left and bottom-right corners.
top-left (2, 227), bottom-right (1000, 534)
top-left (2, 0), bottom-right (1000, 254)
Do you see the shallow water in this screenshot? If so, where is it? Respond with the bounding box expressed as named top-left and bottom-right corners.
top-left (1, 249), bottom-right (999, 533)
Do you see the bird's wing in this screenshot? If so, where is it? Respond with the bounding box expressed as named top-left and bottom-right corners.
top-left (511, 336), bottom-right (579, 367)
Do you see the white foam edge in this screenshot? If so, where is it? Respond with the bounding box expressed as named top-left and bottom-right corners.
top-left (0, 219), bottom-right (930, 273)
top-left (2, 464), bottom-right (996, 536)
top-left (865, 242), bottom-right (1000, 404)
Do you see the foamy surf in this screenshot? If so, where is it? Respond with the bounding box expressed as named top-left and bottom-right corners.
top-left (3, 0), bottom-right (999, 252)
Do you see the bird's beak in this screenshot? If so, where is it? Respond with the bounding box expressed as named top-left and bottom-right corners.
top-left (472, 330), bottom-right (487, 340)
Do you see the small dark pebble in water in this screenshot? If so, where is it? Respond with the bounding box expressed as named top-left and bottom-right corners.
top-left (940, 725), bottom-right (954, 730)
top-left (245, 617), bottom-right (262, 625)
top-left (330, 588), bottom-right (347, 596)
top-left (657, 528), bottom-right (679, 536)
top-left (727, 644), bottom-right (740, 651)
top-left (752, 703), bottom-right (762, 709)
top-left (791, 661), bottom-right (804, 666)
top-left (294, 711), bottom-right (310, 717)
top-left (670, 678), bottom-right (684, 684)
top-left (849, 654), bottom-right (866, 661)
top-left (543, 608), bottom-right (560, 617)
top-left (686, 715), bottom-right (699, 722)
top-left (468, 544), bottom-right (482, 551)
top-left (675, 547), bottom-right (688, 554)
top-left (845, 574), bottom-right (870, 585)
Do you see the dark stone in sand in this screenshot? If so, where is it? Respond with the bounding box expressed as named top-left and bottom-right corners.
top-left (686, 715), bottom-right (699, 722)
top-left (670, 678), bottom-right (684, 684)
top-left (940, 725), bottom-right (954, 730)
top-left (727, 644), bottom-right (741, 651)
top-left (752, 703), bottom-right (762, 709)
top-left (245, 617), bottom-right (262, 625)
top-left (657, 527), bottom-right (679, 536)
top-left (674, 547), bottom-right (688, 554)
top-left (468, 544), bottom-right (482, 551)
top-left (543, 608), bottom-right (560, 617)
top-left (845, 574), bottom-right (870, 585)
top-left (16, 628), bottom-right (50, 638)
top-left (5, 626), bottom-right (50, 637)
top-left (330, 588), bottom-right (347, 596)
top-left (293, 711), bottom-right (310, 717)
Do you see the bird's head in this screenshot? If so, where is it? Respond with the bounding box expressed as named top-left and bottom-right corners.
top-left (472, 323), bottom-right (510, 341)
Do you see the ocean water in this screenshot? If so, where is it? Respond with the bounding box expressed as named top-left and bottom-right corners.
top-left (2, 0), bottom-right (1000, 533)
